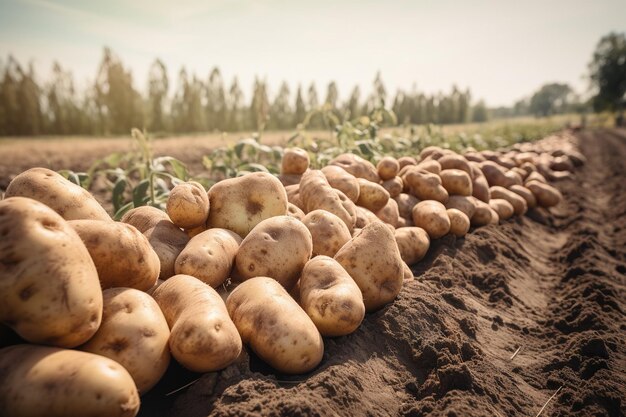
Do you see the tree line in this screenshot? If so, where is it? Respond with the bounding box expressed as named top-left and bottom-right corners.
top-left (0, 48), bottom-right (486, 136)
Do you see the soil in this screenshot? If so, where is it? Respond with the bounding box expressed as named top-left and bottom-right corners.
top-left (2, 129), bottom-right (625, 416)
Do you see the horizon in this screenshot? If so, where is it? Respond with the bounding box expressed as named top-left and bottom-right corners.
top-left (1, 0), bottom-right (625, 107)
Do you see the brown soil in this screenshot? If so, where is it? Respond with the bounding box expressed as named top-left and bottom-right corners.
top-left (2, 129), bottom-right (624, 416)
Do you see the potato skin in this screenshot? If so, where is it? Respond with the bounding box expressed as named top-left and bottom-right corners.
top-left (375, 198), bottom-right (400, 228)
top-left (152, 275), bottom-right (242, 372)
top-left (300, 170), bottom-right (356, 231)
top-left (438, 154), bottom-right (472, 175)
top-left (286, 202), bottom-right (306, 221)
top-left (444, 195), bottom-right (476, 219)
top-left (0, 197), bottom-right (102, 348)
top-left (334, 221), bottom-right (404, 312)
top-left (321, 165), bottom-right (360, 203)
top-left (402, 167), bottom-right (449, 203)
top-left (411, 200), bottom-right (451, 239)
top-left (329, 153), bottom-right (380, 183)
top-left (120, 205), bottom-right (169, 233)
top-left (394, 193), bottom-right (420, 220)
top-left (175, 228), bottom-right (242, 288)
top-left (376, 156), bottom-right (399, 181)
top-left (0, 344), bottom-right (139, 417)
top-left (356, 178), bottom-right (390, 212)
top-left (207, 172), bottom-right (288, 238)
top-left (299, 256), bottom-right (365, 337)
top-left (526, 180), bottom-right (562, 207)
top-left (440, 169), bottom-right (473, 196)
top-left (80, 288), bottom-right (170, 394)
top-left (471, 200), bottom-right (496, 226)
top-left (381, 176), bottom-right (403, 198)
top-left (5, 167), bottom-right (111, 221)
top-left (394, 227), bottom-right (430, 265)
top-left (166, 181), bottom-right (209, 229)
top-left (70, 220), bottom-right (160, 291)
top-left (489, 186), bottom-right (528, 216)
top-left (489, 198), bottom-right (514, 220)
top-left (226, 277), bottom-right (324, 374)
top-left (282, 147), bottom-right (310, 175)
top-left (235, 216), bottom-right (312, 290)
top-left (446, 208), bottom-right (470, 237)
top-left (302, 210), bottom-right (352, 258)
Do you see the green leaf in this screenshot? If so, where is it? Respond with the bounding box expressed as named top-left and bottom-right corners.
top-left (132, 179), bottom-right (151, 207)
top-left (237, 163), bottom-right (269, 173)
top-left (112, 178), bottom-right (128, 212)
top-left (113, 201), bottom-right (135, 221)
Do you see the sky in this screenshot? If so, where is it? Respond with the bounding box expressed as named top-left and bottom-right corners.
top-left (0, 0), bottom-right (624, 107)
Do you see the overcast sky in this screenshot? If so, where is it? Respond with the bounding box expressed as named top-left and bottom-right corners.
top-left (0, 0), bottom-right (624, 106)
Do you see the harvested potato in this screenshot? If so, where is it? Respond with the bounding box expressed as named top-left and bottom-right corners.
top-left (321, 165), bottom-right (360, 202)
top-left (411, 200), bottom-right (451, 239)
top-left (438, 154), bottom-right (472, 175)
top-left (300, 170), bottom-right (356, 231)
top-left (397, 216), bottom-right (413, 228)
top-left (414, 159), bottom-right (442, 175)
top-left (471, 200), bottom-right (495, 226)
top-left (394, 227), bottom-right (430, 265)
top-left (526, 180), bottom-right (562, 207)
top-left (299, 256), bottom-right (365, 337)
top-left (166, 181), bottom-right (209, 229)
top-left (420, 146), bottom-right (444, 160)
top-left (464, 151), bottom-right (486, 162)
top-left (285, 184), bottom-right (305, 210)
top-left (334, 222), bottom-right (404, 312)
top-left (234, 215), bottom-right (312, 290)
top-left (489, 198), bottom-right (514, 220)
top-left (146, 279), bottom-right (164, 296)
top-left (120, 205), bottom-right (169, 233)
top-left (504, 170), bottom-right (523, 186)
top-left (444, 195), bottom-right (476, 219)
top-left (207, 172), bottom-right (288, 238)
top-left (184, 224), bottom-right (207, 239)
top-left (402, 167), bottom-right (448, 202)
top-left (70, 220), bottom-right (160, 291)
top-left (0, 197), bottom-right (102, 348)
top-left (488, 207), bottom-right (500, 225)
top-left (329, 153), bottom-right (380, 183)
top-left (394, 193), bottom-right (420, 220)
top-left (397, 156), bottom-right (417, 169)
top-left (525, 171), bottom-right (548, 185)
top-left (375, 198), bottom-right (400, 228)
top-left (355, 205), bottom-right (379, 228)
top-left (490, 186), bottom-right (528, 216)
top-left (80, 288), bottom-right (170, 394)
top-left (281, 147), bottom-right (310, 175)
top-left (286, 202), bottom-right (306, 220)
top-left (152, 274), bottom-right (242, 372)
top-left (175, 228), bottom-right (242, 287)
top-left (446, 208), bottom-right (470, 237)
top-left (356, 178), bottom-right (390, 212)
top-left (472, 174), bottom-right (491, 202)
top-left (376, 156), bottom-right (400, 180)
top-left (0, 345), bottom-right (139, 417)
top-left (302, 210), bottom-right (352, 258)
top-left (226, 277), bottom-right (324, 374)
top-left (5, 167), bottom-right (110, 221)
top-left (509, 184), bottom-right (537, 209)
top-left (277, 174), bottom-right (302, 187)
top-left (381, 176), bottom-right (403, 198)
top-left (440, 169), bottom-right (473, 196)
top-left (480, 161), bottom-right (514, 187)
top-left (402, 262), bottom-right (415, 282)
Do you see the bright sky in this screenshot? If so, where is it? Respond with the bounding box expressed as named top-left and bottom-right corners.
top-left (0, 0), bottom-right (624, 107)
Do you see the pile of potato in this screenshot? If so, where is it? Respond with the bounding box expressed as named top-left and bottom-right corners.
top-left (0, 134), bottom-right (583, 416)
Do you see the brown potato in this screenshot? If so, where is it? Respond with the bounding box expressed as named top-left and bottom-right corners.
top-left (402, 167), bottom-right (449, 203)
top-left (281, 147), bottom-right (310, 175)
top-left (234, 215), bottom-right (312, 290)
top-left (334, 222), bottom-right (404, 312)
top-left (420, 146), bottom-right (444, 160)
top-left (489, 186), bottom-right (528, 216)
top-left (329, 153), bottom-right (380, 183)
top-left (175, 228), bottom-right (242, 288)
top-left (354, 205), bottom-right (379, 228)
top-left (446, 208), bottom-right (470, 237)
top-left (440, 169), bottom-right (473, 196)
top-left (489, 198), bottom-right (514, 220)
top-left (402, 262), bottom-right (415, 282)
top-left (152, 274), bottom-right (242, 372)
top-left (299, 256), bottom-right (365, 337)
top-left (411, 200), bottom-right (451, 239)
top-left (0, 197), bottom-right (102, 348)
top-left (394, 227), bottom-right (430, 265)
top-left (525, 171), bottom-right (548, 185)
top-left (375, 198), bottom-right (400, 228)
top-left (321, 165), bottom-right (360, 202)
top-left (286, 202), bottom-right (306, 220)
top-left (438, 154), bottom-right (472, 175)
top-left (277, 174), bottom-right (302, 187)
top-left (207, 172), bottom-right (288, 238)
top-left (526, 180), bottom-right (562, 207)
top-left (480, 161), bottom-right (514, 187)
top-left (509, 184), bottom-right (537, 209)
top-left (472, 174), bottom-right (491, 202)
top-left (394, 193), bottom-right (420, 220)
top-left (300, 170), bottom-right (356, 231)
top-left (5, 167), bottom-right (110, 221)
top-left (226, 277), bottom-right (324, 374)
top-left (285, 184), bottom-right (305, 210)
top-left (376, 156), bottom-right (400, 180)
top-left (415, 159), bottom-right (442, 174)
top-left (397, 156), bottom-right (418, 169)
top-left (444, 195), bottom-right (477, 219)
top-left (302, 209), bottom-right (352, 257)
top-left (471, 200), bottom-right (495, 226)
top-left (70, 220), bottom-right (160, 291)
top-left (120, 205), bottom-right (169, 233)
top-left (166, 181), bottom-right (209, 229)
top-left (356, 178), bottom-right (390, 212)
top-left (381, 176), bottom-right (403, 198)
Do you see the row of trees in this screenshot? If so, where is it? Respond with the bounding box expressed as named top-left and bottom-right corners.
top-left (0, 48), bottom-right (487, 136)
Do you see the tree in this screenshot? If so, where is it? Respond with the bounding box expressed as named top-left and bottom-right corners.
top-left (529, 83), bottom-right (573, 117)
top-left (226, 77), bottom-right (244, 131)
top-left (344, 85), bottom-right (361, 120)
top-left (269, 81), bottom-right (292, 129)
top-left (249, 77), bottom-right (269, 131)
top-left (147, 59), bottom-right (169, 132)
top-left (472, 100), bottom-right (488, 122)
top-left (293, 85), bottom-right (306, 126)
top-left (205, 67), bottom-right (226, 131)
top-left (589, 32), bottom-right (626, 115)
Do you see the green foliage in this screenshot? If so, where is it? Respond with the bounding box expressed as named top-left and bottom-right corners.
top-left (589, 32), bottom-right (626, 113)
top-left (529, 83), bottom-right (574, 117)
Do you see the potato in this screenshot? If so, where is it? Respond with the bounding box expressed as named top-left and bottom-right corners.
top-left (446, 209), bottom-right (470, 237)
top-left (394, 227), bottom-right (430, 265)
top-left (207, 172), bottom-right (288, 238)
top-left (355, 205), bottom-right (379, 228)
top-left (444, 195), bottom-right (476, 219)
top-left (472, 174), bottom-right (491, 202)
top-left (226, 277), bottom-right (324, 374)
top-left (376, 156), bottom-right (399, 180)
top-left (285, 184), bottom-right (305, 210)
top-left (300, 170), bottom-right (356, 231)
top-left (415, 159), bottom-right (442, 174)
top-left (504, 170), bottom-right (523, 186)
top-left (480, 161), bottom-right (514, 187)
top-left (5, 167), bottom-right (110, 221)
top-left (471, 200), bottom-right (495, 226)
top-left (489, 198), bottom-right (514, 220)
top-left (375, 198), bottom-right (400, 228)
top-left (411, 200), bottom-right (451, 239)
top-left (329, 153), bottom-right (380, 183)
top-left (146, 279), bottom-right (164, 296)
top-left (402, 167), bottom-right (448, 203)
top-left (438, 154), bottom-right (472, 175)
top-left (302, 210), bottom-right (352, 258)
top-left (0, 197), bottom-right (102, 348)
top-left (356, 178), bottom-right (390, 212)
top-left (286, 202), bottom-right (306, 220)
top-left (277, 174), bottom-right (302, 187)
top-left (69, 220), bottom-right (160, 291)
top-left (281, 147), bottom-right (310, 175)
top-left (420, 146), bottom-right (444, 160)
top-left (403, 262), bottom-right (415, 282)
top-left (526, 180), bottom-right (563, 207)
top-left (509, 184), bottom-right (537, 209)
top-left (394, 193), bottom-right (420, 220)
top-left (525, 171), bottom-right (548, 185)
top-left (80, 288), bottom-right (170, 394)
top-left (334, 221), bottom-right (403, 312)
top-left (397, 216), bottom-right (413, 228)
top-left (397, 156), bottom-right (417, 169)
top-left (0, 345), bottom-right (139, 417)
top-left (234, 215), bottom-right (312, 290)
top-left (175, 228), bottom-right (242, 288)
top-left (166, 181), bottom-right (209, 229)
top-left (120, 205), bottom-right (169, 233)
top-left (489, 186), bottom-right (528, 216)
top-left (299, 256), bottom-right (365, 337)
top-left (152, 274), bottom-right (242, 372)
top-left (184, 224), bottom-right (207, 238)
top-left (321, 165), bottom-right (360, 202)
top-left (440, 169), bottom-right (473, 196)
top-left (510, 167), bottom-right (529, 181)
top-left (464, 151), bottom-right (486, 162)
top-left (381, 176), bottom-right (403, 198)
top-left (488, 207), bottom-right (500, 225)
